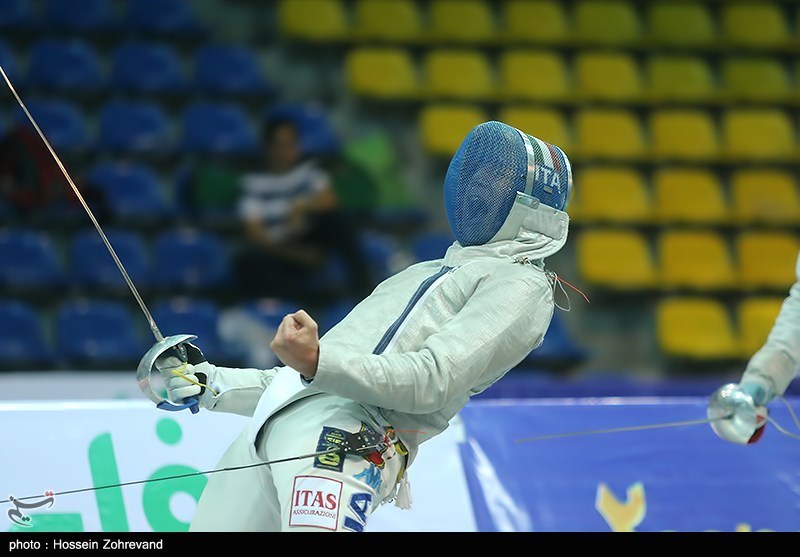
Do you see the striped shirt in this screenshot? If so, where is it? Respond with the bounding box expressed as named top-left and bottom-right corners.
top-left (238, 161), bottom-right (331, 241)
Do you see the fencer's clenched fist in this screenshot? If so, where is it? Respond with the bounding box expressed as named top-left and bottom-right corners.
top-left (270, 309), bottom-right (320, 379)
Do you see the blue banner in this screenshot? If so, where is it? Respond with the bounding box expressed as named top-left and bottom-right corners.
top-left (459, 397), bottom-right (800, 532)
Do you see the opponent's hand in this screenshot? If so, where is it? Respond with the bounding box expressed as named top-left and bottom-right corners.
top-left (154, 342), bottom-right (211, 404)
top-left (270, 310), bottom-right (320, 379)
top-left (707, 383), bottom-right (768, 445)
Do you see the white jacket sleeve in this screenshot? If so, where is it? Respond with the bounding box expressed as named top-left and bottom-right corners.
top-left (199, 365), bottom-right (278, 417)
top-left (308, 275), bottom-right (552, 414)
top-left (742, 251), bottom-right (800, 399)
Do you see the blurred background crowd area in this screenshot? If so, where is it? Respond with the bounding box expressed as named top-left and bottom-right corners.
top-left (0, 0), bottom-right (798, 393)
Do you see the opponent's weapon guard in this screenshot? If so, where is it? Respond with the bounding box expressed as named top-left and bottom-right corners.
top-left (137, 334), bottom-right (199, 413)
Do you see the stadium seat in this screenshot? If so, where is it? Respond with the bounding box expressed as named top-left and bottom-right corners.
top-left (721, 3), bottom-right (790, 48)
top-left (649, 109), bottom-right (719, 161)
top-left (14, 100), bottom-right (88, 152)
top-left (574, 108), bottom-right (645, 159)
top-left (498, 0), bottom-right (567, 44)
top-left (361, 232), bottom-right (399, 283)
top-left (28, 39), bottom-right (104, 92)
top-left (656, 297), bottom-right (738, 360)
top-left (495, 106), bottom-right (571, 154)
top-left (0, 0), bottom-right (35, 30)
top-left (123, 0), bottom-right (205, 36)
top-left (0, 229), bottom-right (62, 290)
top-left (152, 229), bottom-right (230, 290)
top-left (194, 45), bottom-right (273, 95)
top-left (646, 2), bottom-right (716, 47)
top-left (264, 103), bottom-right (341, 157)
top-left (181, 103), bottom-right (258, 155)
top-left (645, 56), bottom-right (715, 102)
top-left (574, 52), bottom-right (642, 101)
top-left (498, 50), bottom-right (570, 102)
top-left (345, 48), bottom-right (420, 100)
top-left (574, 0), bottom-right (642, 46)
top-left (737, 298), bottom-right (784, 357)
top-left (575, 229), bottom-right (657, 290)
top-left (86, 162), bottom-right (172, 220)
top-left (41, 0), bottom-right (116, 32)
top-left (658, 230), bottom-right (736, 290)
top-left (411, 231), bottom-right (455, 262)
top-left (731, 169), bottom-right (800, 225)
top-left (721, 58), bottom-right (791, 102)
top-left (0, 300), bottom-right (52, 367)
top-left (56, 299), bottom-right (143, 364)
top-left (352, 0), bottom-right (423, 42)
top-left (97, 101), bottom-right (172, 155)
top-left (111, 42), bottom-right (187, 93)
top-left (419, 104), bottom-right (488, 156)
top-left (426, 0), bottom-right (495, 44)
top-left (736, 232), bottom-right (800, 291)
top-left (151, 298), bottom-right (224, 360)
top-left (652, 168), bottom-right (728, 224)
top-left (422, 49), bottom-right (496, 101)
top-left (721, 109), bottom-right (796, 161)
top-left (570, 167), bottom-right (650, 224)
top-left (68, 228), bottom-right (150, 291)
top-left (278, 0), bottom-right (349, 42)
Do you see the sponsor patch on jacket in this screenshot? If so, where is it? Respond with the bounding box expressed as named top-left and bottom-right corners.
top-left (313, 426), bottom-right (348, 472)
top-left (289, 475), bottom-right (343, 530)
top-left (353, 463), bottom-right (383, 493)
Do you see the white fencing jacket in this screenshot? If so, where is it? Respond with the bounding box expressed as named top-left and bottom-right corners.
top-left (200, 199), bottom-right (570, 470)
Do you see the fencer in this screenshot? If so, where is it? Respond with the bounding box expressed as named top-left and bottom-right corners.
top-left (149, 121), bottom-right (575, 532)
top-left (709, 251), bottom-right (800, 445)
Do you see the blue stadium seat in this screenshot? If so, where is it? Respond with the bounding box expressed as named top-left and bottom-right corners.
top-left (181, 103), bottom-right (258, 155)
top-left (15, 99), bottom-right (89, 151)
top-left (28, 39), bottom-right (104, 92)
top-left (152, 229), bottom-right (230, 290)
top-left (151, 298), bottom-right (224, 359)
top-left (123, 0), bottom-right (206, 36)
top-left (97, 101), bottom-right (172, 154)
top-left (0, 300), bottom-right (53, 367)
top-left (56, 299), bottom-right (143, 364)
top-left (41, 0), bottom-right (117, 32)
top-left (361, 232), bottom-right (398, 282)
top-left (68, 228), bottom-right (150, 291)
top-left (0, 229), bottom-right (62, 289)
top-left (194, 45), bottom-right (273, 95)
top-left (524, 312), bottom-right (587, 369)
top-left (0, 0), bottom-right (35, 30)
top-left (86, 162), bottom-right (172, 220)
top-left (411, 231), bottom-right (455, 262)
top-left (264, 103), bottom-right (340, 157)
top-left (111, 42), bottom-right (186, 93)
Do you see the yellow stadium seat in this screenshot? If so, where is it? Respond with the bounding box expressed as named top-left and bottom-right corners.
top-left (570, 167), bottom-right (650, 223)
top-left (575, 229), bottom-right (658, 290)
top-left (422, 49), bottom-right (496, 101)
top-left (659, 230), bottom-right (736, 290)
top-left (278, 0), bottom-right (349, 42)
top-left (656, 297), bottom-right (738, 359)
top-left (731, 169), bottom-right (800, 225)
top-left (736, 232), bottom-right (800, 291)
top-left (721, 109), bottom-right (797, 161)
top-left (646, 56), bottom-right (715, 102)
top-left (499, 0), bottom-right (568, 44)
top-left (345, 48), bottom-right (420, 100)
top-left (574, 109), bottom-right (645, 160)
top-left (649, 109), bottom-right (719, 161)
top-left (722, 58), bottom-right (791, 102)
top-left (419, 104), bottom-right (488, 156)
top-left (352, 0), bottom-right (423, 42)
top-left (498, 50), bottom-right (570, 102)
top-left (738, 298), bottom-right (785, 357)
top-left (652, 168), bottom-right (728, 224)
top-left (647, 2), bottom-right (716, 47)
top-left (722, 3), bottom-right (790, 48)
top-left (426, 0), bottom-right (496, 44)
top-left (574, 52), bottom-right (642, 101)
top-left (574, 0), bottom-right (642, 46)
top-left (496, 106), bottom-right (571, 152)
